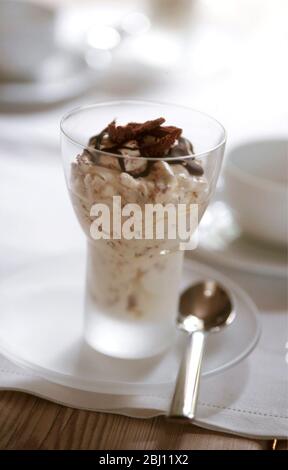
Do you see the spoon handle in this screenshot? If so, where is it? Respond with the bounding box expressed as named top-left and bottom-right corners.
top-left (169, 330), bottom-right (205, 421)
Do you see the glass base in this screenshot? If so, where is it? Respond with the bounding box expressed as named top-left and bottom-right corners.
top-left (84, 310), bottom-right (177, 359)
top-left (83, 241), bottom-right (183, 359)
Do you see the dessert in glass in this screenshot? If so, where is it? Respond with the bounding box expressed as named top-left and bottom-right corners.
top-left (60, 101), bottom-right (226, 359)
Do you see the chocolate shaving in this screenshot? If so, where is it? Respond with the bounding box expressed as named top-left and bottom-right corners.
top-left (149, 125), bottom-right (183, 139)
top-left (133, 117), bottom-right (165, 135)
top-left (107, 117), bottom-right (166, 144)
top-left (183, 160), bottom-right (204, 176)
top-left (86, 129), bottom-right (105, 163)
top-left (118, 158), bottom-right (126, 172)
top-left (84, 117), bottom-right (203, 178)
top-left (140, 128), bottom-right (182, 158)
top-left (88, 128), bottom-right (120, 162)
top-left (107, 120), bottom-right (137, 144)
top-left (168, 137), bottom-right (194, 158)
top-left (89, 129), bottom-right (106, 149)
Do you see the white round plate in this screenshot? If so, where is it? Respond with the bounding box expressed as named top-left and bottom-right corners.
top-left (0, 49), bottom-right (96, 106)
top-left (0, 253), bottom-right (260, 395)
top-left (197, 200), bottom-right (287, 278)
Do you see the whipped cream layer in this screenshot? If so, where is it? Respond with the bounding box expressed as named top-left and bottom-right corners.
top-left (72, 152), bottom-right (208, 211)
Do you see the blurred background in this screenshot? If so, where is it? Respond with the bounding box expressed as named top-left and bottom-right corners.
top-left (0, 0), bottom-right (287, 276)
top-left (1, 0), bottom-right (287, 136)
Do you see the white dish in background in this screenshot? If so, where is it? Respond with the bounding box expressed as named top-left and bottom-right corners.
top-left (0, 253), bottom-right (260, 395)
top-left (0, 0), bottom-right (56, 81)
top-left (197, 200), bottom-right (287, 277)
top-left (224, 139), bottom-right (288, 246)
top-left (0, 49), bottom-right (96, 107)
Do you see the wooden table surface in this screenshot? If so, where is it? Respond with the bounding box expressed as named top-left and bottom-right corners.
top-left (0, 391), bottom-right (286, 450)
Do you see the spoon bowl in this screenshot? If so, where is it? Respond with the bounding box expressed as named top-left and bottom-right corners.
top-left (178, 281), bottom-right (234, 333)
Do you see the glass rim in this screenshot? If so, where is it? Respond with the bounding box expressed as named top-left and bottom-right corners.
top-left (60, 100), bottom-right (227, 161)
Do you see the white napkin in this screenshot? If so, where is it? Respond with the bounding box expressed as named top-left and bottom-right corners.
top-left (0, 308), bottom-right (287, 439)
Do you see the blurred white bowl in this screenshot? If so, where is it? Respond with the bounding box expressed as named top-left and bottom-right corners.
top-left (224, 139), bottom-right (288, 246)
top-left (0, 0), bottom-right (56, 81)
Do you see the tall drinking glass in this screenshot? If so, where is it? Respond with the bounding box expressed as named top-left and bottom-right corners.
top-left (60, 101), bottom-right (226, 358)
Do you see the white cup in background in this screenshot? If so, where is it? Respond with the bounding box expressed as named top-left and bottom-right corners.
top-left (0, 0), bottom-right (56, 81)
top-left (224, 139), bottom-right (288, 247)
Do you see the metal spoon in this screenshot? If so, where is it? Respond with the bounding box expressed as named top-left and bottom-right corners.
top-left (169, 280), bottom-right (235, 422)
